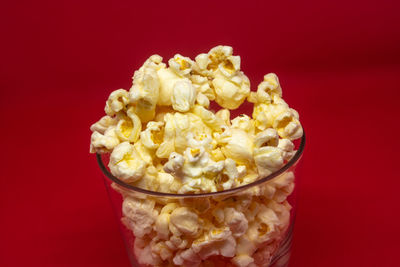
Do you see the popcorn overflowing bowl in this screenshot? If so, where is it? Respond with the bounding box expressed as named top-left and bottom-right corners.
top-left (91, 46), bottom-right (305, 267)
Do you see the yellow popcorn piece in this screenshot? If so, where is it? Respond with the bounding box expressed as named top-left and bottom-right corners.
top-left (215, 109), bottom-right (231, 126)
top-left (104, 89), bottom-right (129, 116)
top-left (256, 73), bottom-right (282, 104)
top-left (253, 146), bottom-right (284, 178)
top-left (254, 128), bottom-right (279, 148)
top-left (129, 57), bottom-right (161, 123)
top-left (190, 74), bottom-right (215, 100)
top-left (109, 142), bottom-right (147, 183)
top-left (168, 54), bottom-right (195, 77)
top-left (90, 126), bottom-right (120, 153)
top-left (231, 114), bottom-right (255, 135)
top-left (192, 105), bottom-right (224, 132)
top-left (140, 121), bottom-right (164, 150)
top-left (253, 93), bottom-right (303, 140)
top-left (90, 115), bottom-right (117, 134)
top-left (212, 71), bottom-right (250, 110)
top-left (171, 79), bottom-right (197, 112)
top-left (218, 128), bottom-right (254, 165)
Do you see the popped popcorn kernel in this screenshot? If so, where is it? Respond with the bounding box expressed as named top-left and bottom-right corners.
top-left (104, 89), bottom-right (129, 116)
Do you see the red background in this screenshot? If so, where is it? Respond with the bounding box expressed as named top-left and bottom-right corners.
top-left (1, 0), bottom-right (400, 266)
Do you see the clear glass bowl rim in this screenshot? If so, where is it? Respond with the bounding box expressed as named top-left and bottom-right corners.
top-left (97, 131), bottom-right (305, 198)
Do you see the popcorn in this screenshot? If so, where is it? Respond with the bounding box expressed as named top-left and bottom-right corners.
top-left (254, 146), bottom-right (284, 178)
top-left (218, 128), bottom-right (254, 165)
top-left (191, 227), bottom-right (236, 259)
top-left (169, 54), bottom-right (195, 77)
top-left (169, 207), bottom-right (201, 238)
top-left (140, 121), bottom-right (164, 150)
top-left (90, 126), bottom-right (120, 153)
top-left (256, 73), bottom-right (282, 104)
top-left (109, 142), bottom-right (146, 183)
top-left (190, 74), bottom-right (215, 100)
top-left (212, 71), bottom-right (250, 110)
top-left (231, 114), bottom-right (255, 135)
top-left (122, 197), bottom-right (158, 238)
top-left (224, 207), bottom-right (248, 237)
top-left (129, 56), bottom-right (162, 122)
top-left (90, 45), bottom-right (304, 267)
top-left (90, 115), bottom-right (117, 134)
top-left (171, 79), bottom-right (197, 112)
top-left (254, 128), bottom-right (279, 148)
top-left (253, 95), bottom-right (302, 140)
top-left (104, 89), bottom-right (129, 116)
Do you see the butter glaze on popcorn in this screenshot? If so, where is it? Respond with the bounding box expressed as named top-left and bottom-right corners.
top-left (91, 45), bottom-right (304, 267)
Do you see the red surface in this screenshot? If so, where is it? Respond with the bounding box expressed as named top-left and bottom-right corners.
top-left (1, 0), bottom-right (400, 266)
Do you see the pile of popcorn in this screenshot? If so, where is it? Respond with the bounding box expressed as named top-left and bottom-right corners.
top-left (90, 46), bottom-right (303, 266)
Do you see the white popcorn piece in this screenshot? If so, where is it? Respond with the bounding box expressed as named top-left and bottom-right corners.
top-left (254, 146), bottom-right (284, 178)
top-left (224, 207), bottom-right (248, 237)
top-left (231, 254), bottom-right (254, 267)
top-left (253, 95), bottom-right (303, 140)
top-left (212, 71), bottom-right (250, 110)
top-left (278, 138), bottom-right (296, 161)
top-left (231, 114), bottom-right (255, 135)
top-left (169, 207), bottom-right (200, 238)
top-left (191, 227), bottom-right (236, 259)
top-left (215, 109), bottom-right (231, 126)
top-left (122, 197), bottom-right (158, 238)
top-left (156, 67), bottom-right (184, 106)
top-left (129, 56), bottom-right (162, 122)
top-left (169, 54), bottom-right (195, 77)
top-left (218, 128), bottom-right (254, 165)
top-left (256, 73), bottom-right (282, 103)
top-left (173, 247), bottom-right (201, 266)
top-left (196, 92), bottom-right (210, 107)
top-left (134, 237), bottom-right (162, 266)
top-left (219, 158), bottom-right (239, 190)
top-left (109, 142), bottom-right (147, 183)
top-left (163, 152), bottom-right (185, 178)
top-left (254, 128), bottom-right (279, 148)
top-left (192, 105), bottom-right (224, 132)
top-left (140, 121), bottom-right (164, 150)
top-left (171, 79), bottom-right (197, 112)
top-left (190, 74), bottom-right (215, 100)
top-left (155, 213), bottom-right (171, 240)
top-left (90, 126), bottom-right (120, 153)
top-left (104, 89), bottom-right (129, 116)
top-left (90, 115), bottom-right (117, 134)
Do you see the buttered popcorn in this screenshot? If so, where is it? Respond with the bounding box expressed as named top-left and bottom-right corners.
top-left (90, 45), bottom-right (303, 266)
